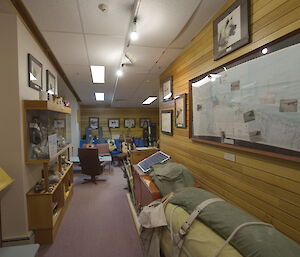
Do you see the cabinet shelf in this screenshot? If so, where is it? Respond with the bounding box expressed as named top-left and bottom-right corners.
top-left (24, 100), bottom-right (71, 114)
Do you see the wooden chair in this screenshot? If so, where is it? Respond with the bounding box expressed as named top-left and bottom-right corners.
top-left (78, 148), bottom-right (106, 184)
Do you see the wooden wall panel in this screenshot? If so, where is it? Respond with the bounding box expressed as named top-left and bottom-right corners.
top-left (160, 0), bottom-right (300, 243)
top-left (80, 106), bottom-right (159, 139)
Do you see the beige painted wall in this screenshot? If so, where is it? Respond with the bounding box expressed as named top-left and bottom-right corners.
top-left (0, 9), bottom-right (80, 240)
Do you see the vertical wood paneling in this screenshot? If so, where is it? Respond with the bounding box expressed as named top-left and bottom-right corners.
top-left (160, 0), bottom-right (300, 243)
top-left (80, 106), bottom-right (159, 139)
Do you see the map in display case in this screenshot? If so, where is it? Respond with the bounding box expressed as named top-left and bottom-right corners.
top-left (26, 107), bottom-right (71, 161)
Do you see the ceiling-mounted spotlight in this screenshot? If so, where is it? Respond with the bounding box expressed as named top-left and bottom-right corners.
top-left (130, 18), bottom-right (138, 41)
top-left (116, 64), bottom-right (124, 77)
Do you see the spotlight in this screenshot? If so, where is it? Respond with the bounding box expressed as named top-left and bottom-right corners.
top-left (262, 48), bottom-right (268, 54)
top-left (130, 19), bottom-right (138, 41)
top-left (116, 69), bottom-right (123, 77)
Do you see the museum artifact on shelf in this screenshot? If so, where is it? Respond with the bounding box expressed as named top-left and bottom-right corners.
top-left (24, 100), bottom-right (73, 244)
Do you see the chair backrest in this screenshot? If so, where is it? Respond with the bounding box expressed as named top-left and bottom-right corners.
top-left (78, 148), bottom-right (102, 176)
top-left (96, 143), bottom-right (110, 155)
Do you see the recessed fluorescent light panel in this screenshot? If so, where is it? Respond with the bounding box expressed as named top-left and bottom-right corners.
top-left (90, 66), bottom-right (105, 83)
top-left (95, 93), bottom-right (104, 101)
top-left (142, 96), bottom-right (157, 105)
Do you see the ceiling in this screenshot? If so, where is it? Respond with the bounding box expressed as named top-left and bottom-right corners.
top-left (20, 0), bottom-right (226, 107)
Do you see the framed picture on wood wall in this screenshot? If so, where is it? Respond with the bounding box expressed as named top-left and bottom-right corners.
top-left (108, 118), bottom-right (120, 128)
top-left (28, 54), bottom-right (42, 91)
top-left (175, 94), bottom-right (187, 128)
top-left (124, 118), bottom-right (136, 128)
top-left (161, 110), bottom-right (173, 136)
top-left (89, 117), bottom-right (99, 129)
top-left (213, 0), bottom-right (249, 60)
top-left (162, 76), bottom-right (173, 101)
top-left (46, 70), bottom-right (56, 95)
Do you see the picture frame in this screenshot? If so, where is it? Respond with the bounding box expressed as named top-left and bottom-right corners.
top-left (54, 119), bottom-right (65, 129)
top-left (140, 118), bottom-right (151, 128)
top-left (28, 54), bottom-right (43, 91)
top-left (175, 94), bottom-right (187, 128)
top-left (162, 76), bottom-right (173, 101)
top-left (46, 70), bottom-right (56, 95)
top-left (161, 110), bottom-right (173, 136)
top-left (124, 118), bottom-right (136, 128)
top-left (213, 0), bottom-right (249, 60)
top-left (108, 118), bottom-right (120, 128)
top-left (89, 117), bottom-right (99, 129)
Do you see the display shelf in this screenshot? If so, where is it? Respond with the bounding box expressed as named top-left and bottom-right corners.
top-left (26, 163), bottom-right (73, 244)
top-left (24, 100), bottom-right (71, 114)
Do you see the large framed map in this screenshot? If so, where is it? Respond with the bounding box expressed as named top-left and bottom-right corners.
top-left (190, 31), bottom-right (300, 162)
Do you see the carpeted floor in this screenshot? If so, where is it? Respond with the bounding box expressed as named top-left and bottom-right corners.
top-left (37, 166), bottom-right (143, 257)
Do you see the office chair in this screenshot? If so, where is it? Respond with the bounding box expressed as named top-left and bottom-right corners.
top-left (78, 148), bottom-right (106, 184)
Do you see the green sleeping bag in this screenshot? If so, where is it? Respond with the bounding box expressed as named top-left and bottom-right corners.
top-left (169, 187), bottom-right (300, 257)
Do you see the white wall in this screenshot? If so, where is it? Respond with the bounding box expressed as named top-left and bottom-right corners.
top-left (0, 13), bottom-right (29, 240)
top-left (0, 11), bottom-right (80, 241)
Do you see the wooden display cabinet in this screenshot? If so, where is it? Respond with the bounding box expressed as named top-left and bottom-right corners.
top-left (24, 100), bottom-right (74, 244)
top-left (128, 147), bottom-right (159, 164)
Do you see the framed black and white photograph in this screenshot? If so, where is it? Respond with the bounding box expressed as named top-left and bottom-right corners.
top-left (175, 94), bottom-right (187, 128)
top-left (89, 117), bottom-right (99, 129)
top-left (161, 110), bottom-right (173, 136)
top-left (140, 118), bottom-right (150, 128)
top-left (124, 118), bottom-right (136, 128)
top-left (162, 76), bottom-right (173, 101)
top-left (28, 54), bottom-right (42, 91)
top-left (54, 119), bottom-right (65, 129)
top-left (213, 0), bottom-right (249, 60)
top-left (46, 70), bottom-right (56, 95)
top-left (108, 118), bottom-right (120, 128)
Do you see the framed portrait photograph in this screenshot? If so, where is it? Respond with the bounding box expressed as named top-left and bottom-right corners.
top-left (175, 94), bottom-right (187, 128)
top-left (108, 118), bottom-right (120, 128)
top-left (28, 54), bottom-right (42, 91)
top-left (54, 119), bottom-right (65, 129)
top-left (89, 117), bottom-right (99, 129)
top-left (162, 76), bottom-right (173, 101)
top-left (46, 70), bottom-right (56, 95)
top-left (140, 118), bottom-right (150, 128)
top-left (213, 0), bottom-right (249, 60)
top-left (124, 118), bottom-right (136, 128)
top-left (161, 110), bottom-right (173, 136)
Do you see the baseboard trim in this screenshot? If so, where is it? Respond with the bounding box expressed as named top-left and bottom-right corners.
top-left (126, 193), bottom-right (141, 235)
top-left (2, 231), bottom-right (35, 246)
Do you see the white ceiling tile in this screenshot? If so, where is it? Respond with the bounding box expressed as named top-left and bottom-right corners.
top-left (43, 32), bottom-right (89, 65)
top-left (78, 0), bottom-right (133, 36)
top-left (170, 0), bottom-right (227, 48)
top-left (23, 0), bottom-right (82, 33)
top-left (86, 34), bottom-right (124, 66)
top-left (134, 0), bottom-right (199, 48)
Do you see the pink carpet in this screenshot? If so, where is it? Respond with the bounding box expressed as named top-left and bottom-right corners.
top-left (37, 166), bottom-right (143, 257)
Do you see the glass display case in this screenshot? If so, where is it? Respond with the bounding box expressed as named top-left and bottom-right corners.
top-left (24, 100), bottom-right (72, 163)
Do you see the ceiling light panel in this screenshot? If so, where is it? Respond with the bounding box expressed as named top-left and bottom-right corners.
top-left (142, 96), bottom-right (157, 105)
top-left (95, 92), bottom-right (105, 101)
top-left (90, 65), bottom-right (105, 83)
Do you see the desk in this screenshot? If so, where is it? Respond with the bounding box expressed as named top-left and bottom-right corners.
top-left (70, 155), bottom-right (112, 172)
top-left (0, 244), bottom-right (39, 257)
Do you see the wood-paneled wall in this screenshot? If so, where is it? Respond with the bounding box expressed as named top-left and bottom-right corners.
top-left (160, 0), bottom-right (300, 243)
top-left (80, 106), bottom-right (159, 139)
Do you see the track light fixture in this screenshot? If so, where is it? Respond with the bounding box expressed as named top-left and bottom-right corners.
top-left (130, 17), bottom-right (138, 41)
top-left (116, 64), bottom-right (124, 77)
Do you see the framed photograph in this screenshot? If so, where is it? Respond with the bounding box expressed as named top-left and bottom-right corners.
top-left (162, 76), bottom-right (173, 101)
top-left (89, 117), bottom-right (99, 129)
top-left (124, 118), bottom-right (136, 128)
top-left (46, 70), bottom-right (56, 95)
top-left (175, 94), bottom-right (187, 128)
top-left (54, 119), bottom-right (65, 129)
top-left (28, 54), bottom-right (42, 91)
top-left (213, 0), bottom-right (249, 60)
top-left (108, 118), bottom-right (120, 128)
top-left (140, 118), bottom-right (150, 128)
top-left (161, 110), bottom-right (173, 136)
